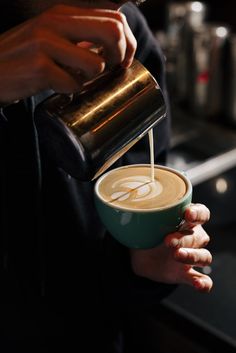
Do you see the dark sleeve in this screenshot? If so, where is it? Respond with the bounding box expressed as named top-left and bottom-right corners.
top-left (0, 113), bottom-right (8, 269)
top-left (103, 235), bottom-right (176, 310)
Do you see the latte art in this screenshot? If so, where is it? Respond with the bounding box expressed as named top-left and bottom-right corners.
top-left (98, 166), bottom-right (187, 210)
top-left (110, 176), bottom-right (163, 203)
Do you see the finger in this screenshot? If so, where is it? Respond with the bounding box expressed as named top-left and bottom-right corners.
top-left (183, 268), bottom-right (213, 293)
top-left (50, 6), bottom-right (137, 67)
top-left (184, 203), bottom-right (210, 227)
top-left (46, 64), bottom-right (81, 93)
top-left (165, 225), bottom-right (210, 249)
top-left (116, 12), bottom-right (137, 68)
top-left (32, 31), bottom-right (106, 80)
top-left (0, 54), bottom-right (80, 102)
top-left (174, 248), bottom-right (212, 267)
top-left (47, 5), bottom-right (116, 16)
top-left (37, 13), bottom-right (127, 68)
top-left (32, 55), bottom-right (81, 93)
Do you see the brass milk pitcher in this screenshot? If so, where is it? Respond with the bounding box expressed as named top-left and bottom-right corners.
top-left (35, 60), bottom-right (166, 180)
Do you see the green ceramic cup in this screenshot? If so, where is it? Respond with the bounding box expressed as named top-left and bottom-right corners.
top-left (94, 164), bottom-right (192, 249)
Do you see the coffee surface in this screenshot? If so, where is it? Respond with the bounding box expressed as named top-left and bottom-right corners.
top-left (98, 166), bottom-right (187, 210)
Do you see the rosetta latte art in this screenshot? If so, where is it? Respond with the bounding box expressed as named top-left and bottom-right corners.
top-left (110, 176), bottom-right (163, 203)
top-left (98, 166), bottom-right (187, 210)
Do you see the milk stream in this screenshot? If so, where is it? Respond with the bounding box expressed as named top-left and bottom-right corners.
top-left (109, 129), bottom-right (159, 204)
top-left (148, 129), bottom-right (155, 182)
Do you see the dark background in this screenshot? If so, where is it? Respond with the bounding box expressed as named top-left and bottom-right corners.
top-left (139, 0), bottom-right (236, 31)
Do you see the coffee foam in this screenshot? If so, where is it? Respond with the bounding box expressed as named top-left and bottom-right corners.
top-left (98, 166), bottom-right (187, 210)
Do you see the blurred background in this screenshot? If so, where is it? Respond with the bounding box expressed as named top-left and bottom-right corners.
top-left (129, 1), bottom-right (236, 353)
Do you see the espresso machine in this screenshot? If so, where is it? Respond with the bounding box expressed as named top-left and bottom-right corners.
top-left (35, 60), bottom-right (166, 181)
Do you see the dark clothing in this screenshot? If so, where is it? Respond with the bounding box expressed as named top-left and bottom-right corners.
top-left (0, 3), bottom-right (173, 352)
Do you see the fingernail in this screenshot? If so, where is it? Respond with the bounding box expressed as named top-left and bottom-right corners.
top-left (194, 278), bottom-right (202, 290)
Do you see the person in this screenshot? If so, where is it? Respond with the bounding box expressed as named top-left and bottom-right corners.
top-left (0, 1), bottom-right (213, 352)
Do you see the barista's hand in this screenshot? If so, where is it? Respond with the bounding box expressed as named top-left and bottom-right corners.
top-left (130, 203), bottom-right (213, 293)
top-left (0, 5), bottom-right (136, 104)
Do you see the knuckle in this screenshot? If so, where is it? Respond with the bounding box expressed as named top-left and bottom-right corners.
top-left (114, 12), bottom-right (127, 24)
top-left (192, 252), bottom-right (199, 263)
top-left (195, 231), bottom-right (204, 246)
top-left (29, 32), bottom-right (49, 53)
top-left (108, 19), bottom-right (124, 41)
top-left (31, 9), bottom-right (60, 29)
top-left (32, 54), bottom-right (49, 79)
top-left (190, 234), bottom-right (197, 248)
top-left (181, 234), bottom-right (195, 248)
top-left (120, 12), bottom-right (127, 23)
top-left (32, 12), bottom-right (51, 28)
